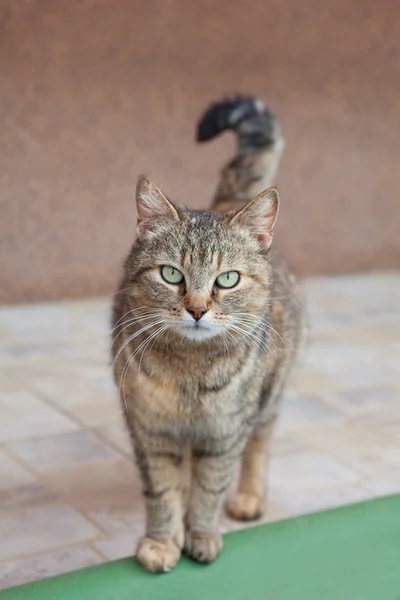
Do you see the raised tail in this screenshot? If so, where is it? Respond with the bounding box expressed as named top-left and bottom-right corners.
top-left (197, 96), bottom-right (285, 212)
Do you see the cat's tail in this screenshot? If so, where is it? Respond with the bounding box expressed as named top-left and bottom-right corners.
top-left (196, 96), bottom-right (285, 212)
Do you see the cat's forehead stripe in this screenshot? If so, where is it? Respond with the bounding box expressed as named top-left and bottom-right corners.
top-left (180, 248), bottom-right (186, 267)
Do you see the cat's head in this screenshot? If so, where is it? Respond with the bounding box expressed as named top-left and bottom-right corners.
top-left (124, 176), bottom-right (279, 342)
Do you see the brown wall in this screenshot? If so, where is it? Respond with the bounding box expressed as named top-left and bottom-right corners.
top-left (1, 0), bottom-right (399, 304)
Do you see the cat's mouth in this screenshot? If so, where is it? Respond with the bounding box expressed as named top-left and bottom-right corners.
top-left (176, 320), bottom-right (221, 342)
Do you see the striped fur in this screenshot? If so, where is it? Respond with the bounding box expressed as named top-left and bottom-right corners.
top-left (111, 96), bottom-right (303, 573)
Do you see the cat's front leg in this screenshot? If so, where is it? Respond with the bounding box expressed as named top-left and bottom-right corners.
top-left (133, 436), bottom-right (185, 573)
top-left (226, 422), bottom-right (274, 521)
top-left (184, 448), bottom-right (241, 564)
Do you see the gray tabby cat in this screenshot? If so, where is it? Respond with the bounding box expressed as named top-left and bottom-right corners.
top-left (111, 96), bottom-right (303, 572)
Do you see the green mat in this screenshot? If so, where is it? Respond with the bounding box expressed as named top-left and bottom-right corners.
top-left (2, 495), bottom-right (399, 600)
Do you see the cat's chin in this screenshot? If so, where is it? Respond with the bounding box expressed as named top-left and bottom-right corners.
top-left (175, 323), bottom-right (221, 342)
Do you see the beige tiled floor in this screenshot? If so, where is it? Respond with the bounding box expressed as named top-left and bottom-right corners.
top-left (0, 272), bottom-right (399, 590)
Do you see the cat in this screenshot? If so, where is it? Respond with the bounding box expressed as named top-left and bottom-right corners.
top-left (111, 96), bottom-right (303, 573)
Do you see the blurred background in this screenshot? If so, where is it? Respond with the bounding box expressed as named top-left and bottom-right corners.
top-left (1, 0), bottom-right (399, 303)
top-left (0, 0), bottom-right (399, 592)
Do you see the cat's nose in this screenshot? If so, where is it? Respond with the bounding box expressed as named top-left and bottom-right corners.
top-left (187, 306), bottom-right (208, 321)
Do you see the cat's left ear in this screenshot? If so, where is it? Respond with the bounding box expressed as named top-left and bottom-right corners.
top-left (135, 175), bottom-right (180, 236)
top-left (230, 187), bottom-right (280, 249)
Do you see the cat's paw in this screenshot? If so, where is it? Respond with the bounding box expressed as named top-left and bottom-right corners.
top-left (136, 537), bottom-right (181, 573)
top-left (184, 530), bottom-right (223, 564)
top-left (226, 492), bottom-right (265, 521)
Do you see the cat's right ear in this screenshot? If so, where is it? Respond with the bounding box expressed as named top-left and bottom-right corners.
top-left (135, 176), bottom-right (180, 236)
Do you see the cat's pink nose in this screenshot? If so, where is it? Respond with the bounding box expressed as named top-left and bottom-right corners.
top-left (187, 306), bottom-right (208, 322)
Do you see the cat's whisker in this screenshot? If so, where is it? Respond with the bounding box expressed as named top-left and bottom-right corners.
top-left (231, 316), bottom-right (274, 341)
top-left (113, 320), bottom-right (168, 377)
top-left (217, 328), bottom-right (232, 355)
top-left (233, 321), bottom-right (282, 356)
top-left (232, 312), bottom-right (287, 349)
top-left (121, 323), bottom-right (170, 409)
top-left (80, 309), bottom-right (138, 364)
top-left (112, 313), bottom-right (169, 344)
top-left (112, 318), bottom-right (168, 375)
top-left (81, 307), bottom-right (167, 367)
top-left (221, 329), bottom-right (241, 355)
top-left (121, 335), bottom-right (158, 410)
top-left (229, 318), bottom-right (282, 357)
top-left (137, 324), bottom-right (170, 377)
top-left (121, 322), bottom-right (169, 371)
top-left (228, 324), bottom-right (270, 355)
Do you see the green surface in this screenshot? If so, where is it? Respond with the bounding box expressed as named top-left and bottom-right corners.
top-left (2, 495), bottom-right (400, 600)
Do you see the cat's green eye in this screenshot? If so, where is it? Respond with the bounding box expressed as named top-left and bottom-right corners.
top-left (215, 271), bottom-right (240, 289)
top-left (160, 266), bottom-right (184, 285)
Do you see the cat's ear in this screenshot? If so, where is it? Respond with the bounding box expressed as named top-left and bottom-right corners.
top-left (230, 187), bottom-right (280, 249)
top-left (135, 175), bottom-right (180, 236)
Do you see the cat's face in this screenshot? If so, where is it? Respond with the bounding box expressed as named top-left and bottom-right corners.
top-left (125, 177), bottom-right (279, 343)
